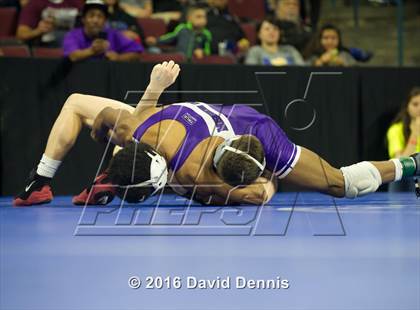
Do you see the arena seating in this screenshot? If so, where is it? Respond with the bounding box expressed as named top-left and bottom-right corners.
top-left (228, 0), bottom-right (266, 21)
top-left (0, 45), bottom-right (30, 57)
top-left (32, 47), bottom-right (63, 58)
top-left (192, 55), bottom-right (237, 64)
top-left (240, 23), bottom-right (257, 46)
top-left (137, 18), bottom-right (167, 38)
top-left (0, 7), bottom-right (18, 39)
top-left (139, 52), bottom-right (186, 63)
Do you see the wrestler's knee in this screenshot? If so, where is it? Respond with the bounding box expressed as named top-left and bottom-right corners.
top-left (340, 162), bottom-right (382, 198)
top-left (324, 166), bottom-right (346, 198)
top-left (62, 93), bottom-right (84, 112)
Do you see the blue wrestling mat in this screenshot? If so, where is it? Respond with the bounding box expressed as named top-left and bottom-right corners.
top-left (0, 193), bottom-right (419, 310)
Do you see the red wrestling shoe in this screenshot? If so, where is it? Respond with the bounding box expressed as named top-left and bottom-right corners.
top-left (72, 172), bottom-right (115, 205)
top-left (13, 171), bottom-right (53, 206)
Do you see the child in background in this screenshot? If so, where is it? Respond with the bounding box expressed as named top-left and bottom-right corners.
top-left (146, 5), bottom-right (211, 60)
top-left (245, 18), bottom-right (305, 66)
top-left (304, 24), bottom-right (355, 66)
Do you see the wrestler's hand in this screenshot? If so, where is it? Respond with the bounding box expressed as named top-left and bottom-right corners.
top-left (149, 60), bottom-right (181, 91)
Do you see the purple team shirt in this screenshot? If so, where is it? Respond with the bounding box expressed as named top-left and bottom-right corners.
top-left (63, 27), bottom-right (144, 57)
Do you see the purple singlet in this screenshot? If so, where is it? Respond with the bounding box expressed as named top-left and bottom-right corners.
top-left (132, 102), bottom-right (301, 178)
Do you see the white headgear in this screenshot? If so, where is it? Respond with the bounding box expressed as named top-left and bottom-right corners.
top-left (123, 140), bottom-right (168, 196)
top-left (213, 136), bottom-right (266, 176)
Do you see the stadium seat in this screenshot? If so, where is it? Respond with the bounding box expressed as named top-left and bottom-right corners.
top-left (228, 0), bottom-right (266, 21)
top-left (137, 18), bottom-right (167, 38)
top-left (240, 23), bottom-right (257, 46)
top-left (0, 7), bottom-right (18, 39)
top-left (192, 55), bottom-right (237, 64)
top-left (139, 52), bottom-right (186, 63)
top-left (33, 47), bottom-right (63, 58)
top-left (0, 45), bottom-right (30, 57)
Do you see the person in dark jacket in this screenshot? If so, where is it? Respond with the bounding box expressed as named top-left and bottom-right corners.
top-left (105, 0), bottom-right (145, 44)
top-left (205, 0), bottom-right (249, 55)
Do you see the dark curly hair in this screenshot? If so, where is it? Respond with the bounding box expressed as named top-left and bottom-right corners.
top-left (108, 141), bottom-right (158, 203)
top-left (303, 23), bottom-right (346, 59)
top-left (215, 135), bottom-right (265, 187)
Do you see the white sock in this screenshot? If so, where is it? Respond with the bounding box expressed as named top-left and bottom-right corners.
top-left (36, 154), bottom-right (62, 178)
top-left (390, 158), bottom-right (403, 182)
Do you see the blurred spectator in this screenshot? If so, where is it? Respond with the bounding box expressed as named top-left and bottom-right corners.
top-left (304, 24), bottom-right (355, 66)
top-left (119, 0), bottom-right (152, 18)
top-left (299, 0), bottom-right (321, 29)
top-left (151, 0), bottom-right (187, 23)
top-left (205, 0), bottom-right (249, 55)
top-left (63, 0), bottom-right (143, 62)
top-left (0, 0), bottom-right (28, 10)
top-left (147, 5), bottom-right (211, 60)
top-left (105, 0), bottom-right (145, 43)
top-left (245, 18), bottom-right (304, 66)
top-left (266, 0), bottom-right (277, 13)
top-left (17, 0), bottom-right (82, 47)
top-left (274, 0), bottom-right (312, 53)
top-left (387, 87), bottom-right (420, 192)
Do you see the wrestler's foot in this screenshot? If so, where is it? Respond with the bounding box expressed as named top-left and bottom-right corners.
top-left (409, 153), bottom-right (419, 197)
top-left (13, 170), bottom-right (53, 206)
top-left (72, 172), bottom-right (115, 205)
top-left (410, 153), bottom-right (419, 176)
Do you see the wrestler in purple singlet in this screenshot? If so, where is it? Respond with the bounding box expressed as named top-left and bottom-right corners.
top-left (133, 102), bottom-right (301, 178)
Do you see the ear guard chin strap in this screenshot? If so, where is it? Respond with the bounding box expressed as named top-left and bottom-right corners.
top-left (213, 136), bottom-right (266, 176)
top-left (122, 139), bottom-right (168, 196)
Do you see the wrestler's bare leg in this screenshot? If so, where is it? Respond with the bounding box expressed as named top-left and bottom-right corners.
top-left (44, 94), bottom-right (134, 160)
top-left (283, 147), bottom-right (396, 197)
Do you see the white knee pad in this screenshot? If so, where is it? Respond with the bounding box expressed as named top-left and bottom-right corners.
top-left (340, 162), bottom-right (382, 198)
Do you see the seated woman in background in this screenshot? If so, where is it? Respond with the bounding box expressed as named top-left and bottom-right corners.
top-left (105, 0), bottom-right (145, 43)
top-left (304, 24), bottom-right (355, 66)
top-left (387, 87), bottom-right (420, 192)
top-left (245, 18), bottom-right (305, 66)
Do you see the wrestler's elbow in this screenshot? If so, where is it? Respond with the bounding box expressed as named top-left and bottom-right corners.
top-left (245, 192), bottom-right (271, 205)
top-left (260, 178), bottom-right (277, 204)
top-left (246, 183), bottom-right (276, 205)
top-left (260, 185), bottom-right (276, 204)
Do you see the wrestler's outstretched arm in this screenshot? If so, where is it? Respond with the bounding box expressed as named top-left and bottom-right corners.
top-left (227, 176), bottom-right (278, 205)
top-left (87, 61), bottom-right (181, 147)
top-left (133, 60), bottom-right (180, 116)
top-left (198, 171), bottom-right (278, 205)
top-left (190, 176), bottom-right (277, 206)
top-left (84, 61), bottom-right (181, 154)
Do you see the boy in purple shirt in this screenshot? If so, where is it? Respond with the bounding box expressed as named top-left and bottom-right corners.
top-left (63, 0), bottom-right (143, 62)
